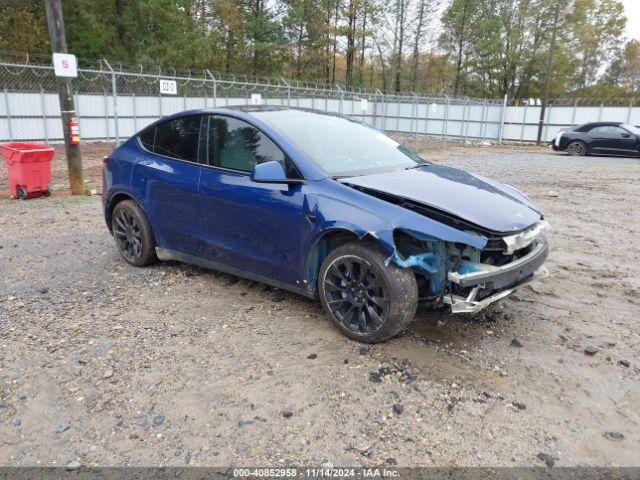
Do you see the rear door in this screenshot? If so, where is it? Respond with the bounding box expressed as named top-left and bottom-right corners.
top-left (198, 114), bottom-right (313, 286)
top-left (133, 115), bottom-right (205, 255)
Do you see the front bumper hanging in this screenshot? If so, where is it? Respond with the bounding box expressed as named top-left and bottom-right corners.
top-left (444, 240), bottom-right (549, 314)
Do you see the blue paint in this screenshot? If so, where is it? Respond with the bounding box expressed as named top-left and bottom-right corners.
top-left (341, 164), bottom-right (541, 233)
top-left (103, 106), bottom-right (543, 297)
top-left (456, 263), bottom-right (484, 275)
top-left (390, 250), bottom-right (444, 294)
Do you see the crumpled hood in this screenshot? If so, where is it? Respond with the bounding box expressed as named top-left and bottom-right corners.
top-left (341, 164), bottom-right (542, 233)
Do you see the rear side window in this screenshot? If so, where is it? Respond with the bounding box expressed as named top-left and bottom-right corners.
top-left (139, 126), bottom-right (155, 151)
top-left (148, 116), bottom-right (201, 162)
top-left (207, 115), bottom-right (301, 178)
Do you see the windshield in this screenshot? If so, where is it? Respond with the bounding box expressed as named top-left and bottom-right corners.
top-left (622, 123), bottom-right (640, 135)
top-left (252, 110), bottom-right (427, 177)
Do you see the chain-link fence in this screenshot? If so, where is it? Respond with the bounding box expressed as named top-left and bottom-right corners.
top-left (1, 58), bottom-right (639, 145)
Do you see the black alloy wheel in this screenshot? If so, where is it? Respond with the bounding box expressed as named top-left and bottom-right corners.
top-left (319, 241), bottom-right (418, 343)
top-left (113, 208), bottom-right (143, 262)
top-left (566, 140), bottom-right (587, 156)
top-left (323, 255), bottom-right (390, 335)
top-left (111, 200), bottom-right (157, 267)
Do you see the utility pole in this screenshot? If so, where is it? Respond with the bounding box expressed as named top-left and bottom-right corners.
top-left (536, 2), bottom-right (561, 145)
top-left (45, 0), bottom-right (85, 194)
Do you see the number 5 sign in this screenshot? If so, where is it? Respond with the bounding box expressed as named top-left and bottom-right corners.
top-left (53, 53), bottom-right (78, 78)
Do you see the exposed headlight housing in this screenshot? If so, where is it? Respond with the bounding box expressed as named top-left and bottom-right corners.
top-left (502, 220), bottom-right (550, 255)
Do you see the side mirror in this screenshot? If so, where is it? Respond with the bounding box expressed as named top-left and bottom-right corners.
top-left (250, 160), bottom-right (304, 185)
top-left (621, 133), bottom-right (630, 138)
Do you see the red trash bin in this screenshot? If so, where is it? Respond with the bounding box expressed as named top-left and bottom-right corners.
top-left (1, 142), bottom-right (54, 199)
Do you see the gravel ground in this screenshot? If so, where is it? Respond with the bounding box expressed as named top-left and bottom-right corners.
top-left (0, 138), bottom-right (639, 468)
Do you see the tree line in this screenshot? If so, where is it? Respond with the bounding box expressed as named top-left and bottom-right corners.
top-left (0, 0), bottom-right (637, 99)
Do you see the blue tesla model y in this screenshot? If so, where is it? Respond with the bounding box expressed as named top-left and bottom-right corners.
top-left (103, 106), bottom-right (549, 343)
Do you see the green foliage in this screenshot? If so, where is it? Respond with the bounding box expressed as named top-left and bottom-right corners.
top-left (0, 0), bottom-right (633, 97)
top-left (438, 0), bottom-right (631, 98)
top-left (0, 1), bottom-right (49, 56)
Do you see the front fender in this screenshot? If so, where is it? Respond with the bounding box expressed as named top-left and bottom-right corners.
top-left (306, 180), bottom-right (488, 255)
top-left (301, 179), bottom-right (488, 290)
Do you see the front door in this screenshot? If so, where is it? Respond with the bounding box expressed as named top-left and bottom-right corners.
top-left (198, 114), bottom-right (314, 287)
top-left (589, 125), bottom-right (638, 155)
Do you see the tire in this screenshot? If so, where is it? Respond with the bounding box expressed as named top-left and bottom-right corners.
top-left (318, 241), bottom-right (418, 343)
top-left (111, 200), bottom-right (157, 267)
top-left (42, 186), bottom-right (52, 197)
top-left (566, 140), bottom-right (587, 156)
top-left (16, 187), bottom-right (28, 200)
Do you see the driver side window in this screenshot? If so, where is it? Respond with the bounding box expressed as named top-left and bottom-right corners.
top-left (610, 127), bottom-right (628, 136)
top-left (207, 115), bottom-right (301, 179)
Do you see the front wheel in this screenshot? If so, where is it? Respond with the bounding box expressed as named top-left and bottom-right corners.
top-left (566, 140), bottom-right (587, 156)
top-left (112, 200), bottom-right (157, 267)
top-left (318, 241), bottom-right (418, 343)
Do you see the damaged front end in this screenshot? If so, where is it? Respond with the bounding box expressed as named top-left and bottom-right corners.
top-left (390, 221), bottom-right (549, 314)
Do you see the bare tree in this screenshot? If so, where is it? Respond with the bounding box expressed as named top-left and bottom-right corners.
top-left (393, 0), bottom-right (408, 92)
top-left (345, 0), bottom-right (357, 87)
top-left (409, 0), bottom-right (428, 91)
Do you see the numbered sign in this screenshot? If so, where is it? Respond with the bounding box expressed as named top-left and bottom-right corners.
top-left (160, 79), bottom-right (177, 95)
top-left (53, 53), bottom-right (77, 78)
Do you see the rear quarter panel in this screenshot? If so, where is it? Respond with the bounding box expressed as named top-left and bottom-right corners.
top-left (103, 139), bottom-right (140, 227)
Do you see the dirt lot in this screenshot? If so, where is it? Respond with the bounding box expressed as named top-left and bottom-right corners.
top-left (0, 138), bottom-right (639, 468)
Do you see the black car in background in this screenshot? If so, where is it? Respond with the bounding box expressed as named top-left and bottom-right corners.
top-left (551, 122), bottom-right (640, 157)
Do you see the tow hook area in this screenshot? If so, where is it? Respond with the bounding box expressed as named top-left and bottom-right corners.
top-left (444, 238), bottom-right (549, 314)
top-left (444, 266), bottom-right (548, 314)
top-left (443, 286), bottom-right (516, 314)
top-left (447, 241), bottom-right (549, 290)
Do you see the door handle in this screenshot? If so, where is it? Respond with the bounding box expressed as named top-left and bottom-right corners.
top-left (139, 168), bottom-right (152, 177)
top-left (204, 183), bottom-right (218, 190)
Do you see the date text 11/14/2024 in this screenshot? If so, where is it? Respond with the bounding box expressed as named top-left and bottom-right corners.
top-left (232, 468), bottom-right (400, 478)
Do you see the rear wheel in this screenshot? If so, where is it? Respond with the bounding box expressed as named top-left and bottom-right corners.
top-left (16, 187), bottom-right (27, 200)
top-left (112, 200), bottom-right (156, 267)
top-left (566, 140), bottom-right (587, 156)
top-left (319, 241), bottom-right (418, 343)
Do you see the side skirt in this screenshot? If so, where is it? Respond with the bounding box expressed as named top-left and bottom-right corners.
top-left (155, 247), bottom-right (318, 300)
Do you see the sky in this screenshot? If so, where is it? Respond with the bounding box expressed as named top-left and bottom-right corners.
top-left (622, 0), bottom-right (640, 40)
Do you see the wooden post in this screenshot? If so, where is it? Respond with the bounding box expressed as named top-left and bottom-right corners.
top-left (45, 0), bottom-right (85, 195)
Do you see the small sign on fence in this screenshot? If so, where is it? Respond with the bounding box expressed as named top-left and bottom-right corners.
top-left (52, 53), bottom-right (77, 78)
top-left (160, 79), bottom-right (177, 95)
top-left (251, 93), bottom-right (263, 105)
top-left (361, 98), bottom-right (368, 113)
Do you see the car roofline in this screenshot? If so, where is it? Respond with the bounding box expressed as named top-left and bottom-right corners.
top-left (573, 121), bottom-right (623, 131)
top-left (137, 106), bottom-right (332, 182)
top-left (156, 105), bottom-right (353, 122)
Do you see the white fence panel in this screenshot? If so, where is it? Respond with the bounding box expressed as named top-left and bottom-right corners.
top-left (1, 61), bottom-right (639, 144)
